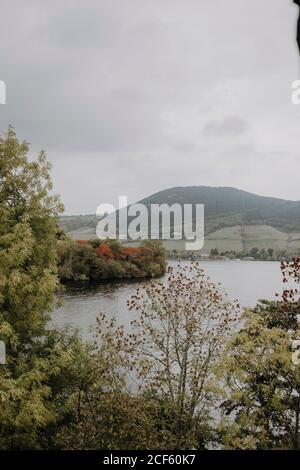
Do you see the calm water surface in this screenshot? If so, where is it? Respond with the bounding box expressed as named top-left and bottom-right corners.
top-left (50, 260), bottom-right (283, 339)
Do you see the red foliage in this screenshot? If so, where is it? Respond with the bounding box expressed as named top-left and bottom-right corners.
top-left (96, 243), bottom-right (114, 259)
top-left (279, 258), bottom-right (300, 303)
top-left (122, 247), bottom-right (143, 260)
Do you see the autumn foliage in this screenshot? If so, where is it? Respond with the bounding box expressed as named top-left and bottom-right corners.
top-left (57, 239), bottom-right (166, 282)
top-left (95, 243), bottom-right (114, 258)
top-left (76, 240), bottom-right (148, 261)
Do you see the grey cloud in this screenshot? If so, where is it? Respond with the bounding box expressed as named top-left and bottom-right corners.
top-left (203, 116), bottom-right (249, 138)
top-left (173, 141), bottom-right (196, 154)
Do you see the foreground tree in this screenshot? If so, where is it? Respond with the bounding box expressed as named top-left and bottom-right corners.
top-left (219, 260), bottom-right (300, 449)
top-left (0, 127), bottom-right (64, 448)
top-left (0, 127), bottom-right (63, 346)
top-left (128, 262), bottom-right (240, 449)
top-left (51, 317), bottom-right (176, 450)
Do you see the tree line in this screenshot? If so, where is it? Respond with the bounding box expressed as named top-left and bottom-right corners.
top-left (210, 247), bottom-right (297, 261)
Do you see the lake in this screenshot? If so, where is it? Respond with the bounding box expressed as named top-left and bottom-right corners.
top-left (51, 260), bottom-right (283, 339)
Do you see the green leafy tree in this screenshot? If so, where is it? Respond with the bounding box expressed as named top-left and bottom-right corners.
top-left (210, 248), bottom-right (219, 258)
top-left (218, 260), bottom-right (300, 449)
top-left (250, 247), bottom-right (259, 258)
top-left (0, 127), bottom-right (64, 448)
top-left (52, 317), bottom-right (174, 450)
top-left (0, 127), bottom-right (63, 346)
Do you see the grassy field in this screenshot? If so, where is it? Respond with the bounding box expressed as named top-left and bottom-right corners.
top-left (203, 225), bottom-right (300, 253)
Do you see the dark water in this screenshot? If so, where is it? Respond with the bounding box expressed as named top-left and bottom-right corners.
top-left (50, 260), bottom-right (283, 339)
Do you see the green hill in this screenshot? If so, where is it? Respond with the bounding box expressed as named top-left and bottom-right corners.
top-left (139, 186), bottom-right (300, 234)
top-left (59, 186), bottom-right (300, 253)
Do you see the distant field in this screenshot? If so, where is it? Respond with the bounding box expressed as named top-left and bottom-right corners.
top-left (59, 216), bottom-right (300, 253)
top-left (204, 225), bottom-right (300, 253)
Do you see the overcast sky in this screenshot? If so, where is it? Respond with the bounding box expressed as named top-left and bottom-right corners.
top-left (0, 0), bottom-right (300, 214)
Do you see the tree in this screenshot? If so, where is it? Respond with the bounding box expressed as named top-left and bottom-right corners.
top-left (0, 127), bottom-right (63, 448)
top-left (128, 262), bottom-right (240, 449)
top-left (210, 248), bottom-right (219, 258)
top-left (57, 238), bottom-right (101, 282)
top-left (218, 259), bottom-right (300, 449)
top-left (250, 247), bottom-right (259, 258)
top-left (0, 127), bottom-right (63, 346)
top-left (51, 317), bottom-right (171, 450)
top-left (57, 239), bottom-right (166, 282)
top-left (135, 240), bottom-right (166, 277)
top-left (96, 243), bottom-right (114, 259)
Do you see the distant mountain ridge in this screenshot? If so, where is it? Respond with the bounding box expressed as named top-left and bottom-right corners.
top-left (59, 186), bottom-right (300, 252)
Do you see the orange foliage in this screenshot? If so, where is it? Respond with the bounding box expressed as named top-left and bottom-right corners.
top-left (122, 247), bottom-right (140, 256)
top-left (75, 241), bottom-right (156, 265)
top-left (96, 243), bottom-right (114, 258)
